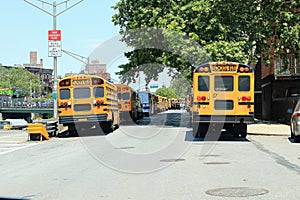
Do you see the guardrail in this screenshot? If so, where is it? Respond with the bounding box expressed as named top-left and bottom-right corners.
top-left (27, 120), bottom-right (58, 141)
top-left (27, 123), bottom-right (49, 141)
top-left (0, 100), bottom-right (54, 108)
top-left (44, 121), bottom-right (58, 137)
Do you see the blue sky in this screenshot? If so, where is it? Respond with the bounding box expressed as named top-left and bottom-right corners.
top-left (0, 0), bottom-right (174, 89)
top-left (0, 0), bottom-right (123, 78)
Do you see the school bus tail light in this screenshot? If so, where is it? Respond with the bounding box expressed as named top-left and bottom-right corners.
top-left (60, 101), bottom-right (71, 110)
top-left (197, 96), bottom-right (208, 101)
top-left (93, 100), bottom-right (104, 107)
top-left (241, 96), bottom-right (251, 101)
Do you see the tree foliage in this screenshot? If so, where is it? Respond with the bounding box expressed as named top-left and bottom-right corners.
top-left (112, 0), bottom-right (299, 83)
top-left (0, 66), bottom-right (41, 96)
top-left (169, 73), bottom-right (191, 98)
top-left (155, 87), bottom-right (176, 99)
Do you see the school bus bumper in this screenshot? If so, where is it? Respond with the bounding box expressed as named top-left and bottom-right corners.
top-left (59, 114), bottom-right (108, 124)
top-left (192, 113), bottom-right (254, 124)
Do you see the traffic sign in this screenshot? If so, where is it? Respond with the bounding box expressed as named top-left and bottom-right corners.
top-left (150, 85), bottom-right (158, 88)
top-left (48, 30), bottom-right (61, 41)
top-left (48, 41), bottom-right (62, 57)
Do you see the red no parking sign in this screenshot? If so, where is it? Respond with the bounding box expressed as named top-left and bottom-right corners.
top-left (48, 30), bottom-right (61, 41)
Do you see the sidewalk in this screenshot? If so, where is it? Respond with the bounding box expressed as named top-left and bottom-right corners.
top-left (248, 122), bottom-right (290, 136)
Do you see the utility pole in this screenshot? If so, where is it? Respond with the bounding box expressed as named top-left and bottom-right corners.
top-left (61, 49), bottom-right (89, 73)
top-left (24, 0), bottom-right (84, 119)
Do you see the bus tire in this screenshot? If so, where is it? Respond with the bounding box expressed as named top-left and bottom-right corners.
top-left (199, 123), bottom-right (209, 138)
top-left (294, 135), bottom-right (300, 143)
top-left (233, 123), bottom-right (247, 138)
top-left (101, 121), bottom-right (114, 134)
top-left (192, 123), bottom-right (199, 138)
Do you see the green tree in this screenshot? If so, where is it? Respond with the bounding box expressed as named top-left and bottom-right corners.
top-left (0, 67), bottom-right (41, 96)
top-left (155, 87), bottom-right (176, 99)
top-left (112, 0), bottom-right (299, 83)
top-left (169, 73), bottom-right (191, 98)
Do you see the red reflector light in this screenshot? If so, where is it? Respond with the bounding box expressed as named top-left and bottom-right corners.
top-left (201, 96), bottom-right (206, 101)
top-left (59, 79), bottom-right (71, 86)
top-left (242, 96), bottom-right (247, 101)
top-left (247, 96), bottom-right (251, 101)
top-left (92, 78), bottom-right (104, 85)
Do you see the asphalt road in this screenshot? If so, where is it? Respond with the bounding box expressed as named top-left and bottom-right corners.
top-left (0, 110), bottom-right (299, 200)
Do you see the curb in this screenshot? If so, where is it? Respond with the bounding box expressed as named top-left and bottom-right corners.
top-left (247, 132), bottom-right (290, 137)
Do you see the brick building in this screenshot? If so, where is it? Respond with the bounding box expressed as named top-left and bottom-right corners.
top-left (260, 53), bottom-right (300, 122)
top-left (23, 51), bottom-right (53, 96)
top-left (84, 59), bottom-right (111, 81)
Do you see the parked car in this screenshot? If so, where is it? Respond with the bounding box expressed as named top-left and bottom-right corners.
top-left (5, 119), bottom-right (28, 130)
top-left (290, 99), bottom-right (300, 143)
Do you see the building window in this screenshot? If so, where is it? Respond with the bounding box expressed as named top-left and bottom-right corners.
top-left (275, 53), bottom-right (299, 75)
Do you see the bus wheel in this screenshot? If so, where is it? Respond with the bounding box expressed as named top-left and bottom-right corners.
top-left (199, 123), bottom-right (209, 138)
top-left (233, 123), bottom-right (247, 138)
top-left (101, 121), bottom-right (114, 134)
top-left (192, 123), bottom-right (199, 138)
top-left (294, 135), bottom-right (300, 143)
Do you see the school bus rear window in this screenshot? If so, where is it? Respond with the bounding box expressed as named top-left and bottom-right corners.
top-left (214, 100), bottom-right (234, 110)
top-left (238, 76), bottom-right (250, 91)
top-left (94, 87), bottom-right (104, 98)
top-left (74, 88), bottom-right (91, 99)
top-left (60, 89), bottom-right (70, 100)
top-left (214, 76), bottom-right (233, 92)
top-left (122, 93), bottom-right (130, 100)
top-left (198, 76), bottom-right (209, 91)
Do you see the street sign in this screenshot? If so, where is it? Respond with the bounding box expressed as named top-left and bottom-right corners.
top-left (52, 92), bottom-right (57, 100)
top-left (48, 41), bottom-right (62, 57)
top-left (48, 30), bottom-right (61, 41)
top-left (150, 85), bottom-right (158, 88)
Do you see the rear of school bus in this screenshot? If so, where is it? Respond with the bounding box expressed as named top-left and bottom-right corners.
top-left (192, 62), bottom-right (254, 138)
top-left (58, 75), bottom-right (119, 134)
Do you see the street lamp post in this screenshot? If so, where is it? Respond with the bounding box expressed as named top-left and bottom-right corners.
top-left (24, 0), bottom-right (84, 119)
top-left (61, 49), bottom-right (90, 73)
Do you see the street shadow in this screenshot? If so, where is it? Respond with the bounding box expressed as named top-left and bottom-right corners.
top-left (185, 130), bottom-right (250, 142)
top-left (287, 137), bottom-right (300, 144)
top-left (134, 111), bottom-right (191, 128)
top-left (57, 126), bottom-right (108, 138)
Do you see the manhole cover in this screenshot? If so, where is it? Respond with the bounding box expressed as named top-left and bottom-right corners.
top-left (160, 158), bottom-right (185, 162)
top-left (204, 162), bottom-right (230, 165)
top-left (206, 187), bottom-right (269, 197)
top-left (114, 146), bottom-right (135, 150)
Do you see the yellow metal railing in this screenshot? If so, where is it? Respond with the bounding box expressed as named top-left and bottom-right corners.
top-left (27, 123), bottom-right (50, 141)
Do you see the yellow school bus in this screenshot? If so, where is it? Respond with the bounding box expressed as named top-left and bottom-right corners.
top-left (192, 62), bottom-right (254, 138)
top-left (58, 75), bottom-right (119, 134)
top-left (156, 95), bottom-right (166, 113)
top-left (115, 84), bottom-right (143, 122)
